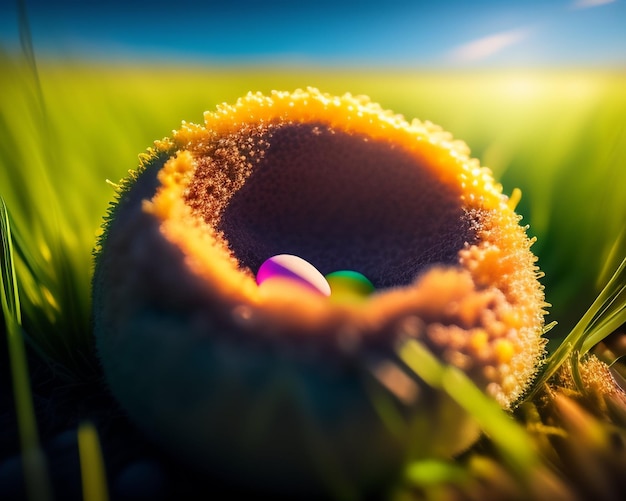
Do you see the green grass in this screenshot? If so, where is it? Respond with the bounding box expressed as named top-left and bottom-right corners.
top-left (1, 197), bottom-right (52, 501)
top-left (1, 51), bottom-right (625, 499)
top-left (77, 421), bottom-right (109, 501)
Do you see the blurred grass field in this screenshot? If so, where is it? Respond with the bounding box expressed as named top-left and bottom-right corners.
top-left (1, 51), bottom-right (626, 499)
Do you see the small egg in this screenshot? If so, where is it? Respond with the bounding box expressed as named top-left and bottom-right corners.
top-left (325, 270), bottom-right (375, 302)
top-left (256, 254), bottom-right (331, 296)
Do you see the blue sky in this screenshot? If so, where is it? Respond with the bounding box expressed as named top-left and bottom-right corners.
top-left (0, 0), bottom-right (624, 67)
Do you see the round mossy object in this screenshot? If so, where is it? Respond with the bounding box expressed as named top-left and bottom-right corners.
top-left (92, 88), bottom-right (547, 497)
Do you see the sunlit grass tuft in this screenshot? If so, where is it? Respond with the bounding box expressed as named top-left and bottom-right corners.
top-left (530, 254), bottom-right (626, 398)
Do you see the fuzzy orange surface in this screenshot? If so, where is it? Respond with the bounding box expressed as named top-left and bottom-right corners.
top-left (93, 88), bottom-right (547, 496)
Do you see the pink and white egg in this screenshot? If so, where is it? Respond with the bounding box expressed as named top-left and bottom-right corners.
top-left (256, 254), bottom-right (375, 301)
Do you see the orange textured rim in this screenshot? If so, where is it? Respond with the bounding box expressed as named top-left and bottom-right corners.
top-left (139, 88), bottom-right (546, 406)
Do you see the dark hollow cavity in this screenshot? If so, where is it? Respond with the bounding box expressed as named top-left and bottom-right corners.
top-left (189, 122), bottom-right (479, 288)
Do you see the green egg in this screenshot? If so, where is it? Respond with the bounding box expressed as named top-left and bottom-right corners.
top-left (326, 270), bottom-right (375, 302)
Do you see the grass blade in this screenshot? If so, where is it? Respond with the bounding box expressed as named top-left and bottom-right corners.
top-left (17, 0), bottom-right (47, 123)
top-left (1, 199), bottom-right (22, 325)
top-left (398, 339), bottom-right (538, 477)
top-left (526, 252), bottom-right (626, 401)
top-left (78, 421), bottom-right (109, 501)
top-left (0, 197), bottom-right (52, 501)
